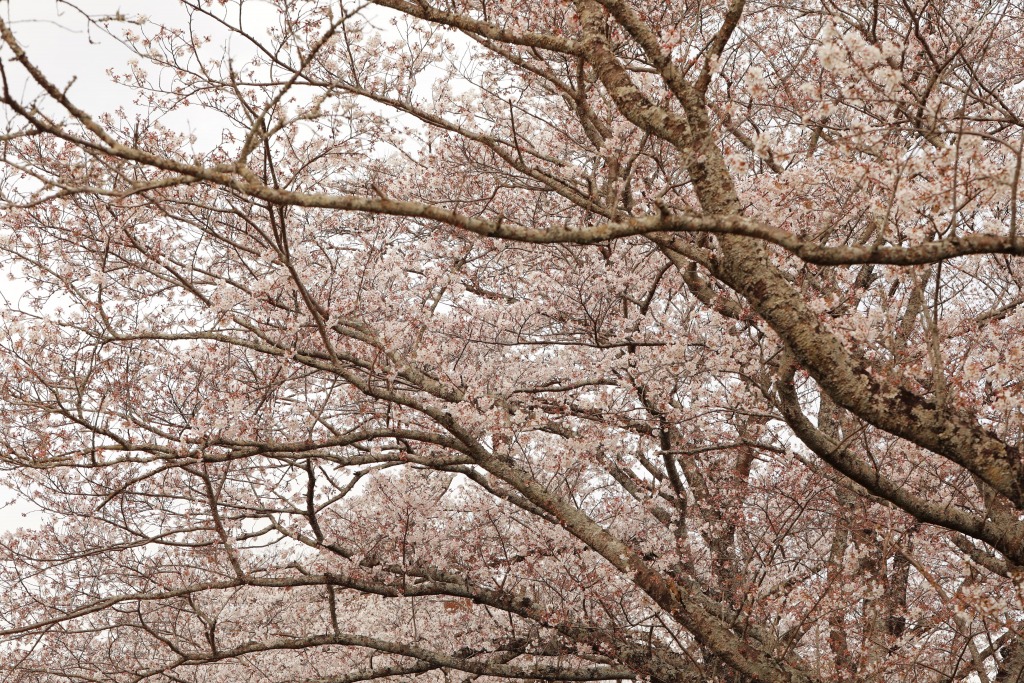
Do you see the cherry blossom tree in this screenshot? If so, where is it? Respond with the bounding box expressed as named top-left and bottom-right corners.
top-left (0, 0), bottom-right (1023, 681)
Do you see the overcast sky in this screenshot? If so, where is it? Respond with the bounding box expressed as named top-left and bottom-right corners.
top-left (5, 1), bottom-right (161, 109)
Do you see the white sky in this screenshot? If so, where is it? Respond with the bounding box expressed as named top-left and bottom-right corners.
top-left (0, 1), bottom-right (288, 146)
top-left (4, 1), bottom-right (168, 109)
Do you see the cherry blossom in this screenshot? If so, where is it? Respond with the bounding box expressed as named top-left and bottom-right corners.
top-left (0, 0), bottom-right (1022, 681)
